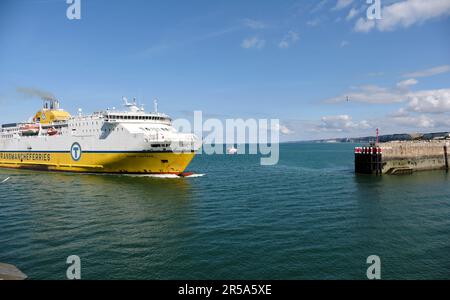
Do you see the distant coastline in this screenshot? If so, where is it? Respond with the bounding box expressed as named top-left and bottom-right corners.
top-left (288, 131), bottom-right (450, 144)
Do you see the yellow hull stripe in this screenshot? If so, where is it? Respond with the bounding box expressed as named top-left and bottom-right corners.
top-left (0, 151), bottom-right (196, 174)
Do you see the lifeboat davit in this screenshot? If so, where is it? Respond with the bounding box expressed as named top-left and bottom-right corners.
top-left (47, 127), bottom-right (58, 136)
top-left (20, 124), bottom-right (40, 136)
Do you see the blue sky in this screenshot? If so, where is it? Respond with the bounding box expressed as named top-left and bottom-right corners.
top-left (1, 0), bottom-right (450, 141)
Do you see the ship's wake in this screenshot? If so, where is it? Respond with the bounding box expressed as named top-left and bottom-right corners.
top-left (182, 173), bottom-right (205, 178)
top-left (125, 173), bottom-right (205, 179)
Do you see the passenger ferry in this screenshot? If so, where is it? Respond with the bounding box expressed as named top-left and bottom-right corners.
top-left (0, 97), bottom-right (199, 174)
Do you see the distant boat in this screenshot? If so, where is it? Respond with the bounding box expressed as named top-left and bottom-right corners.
top-left (227, 147), bottom-right (238, 154)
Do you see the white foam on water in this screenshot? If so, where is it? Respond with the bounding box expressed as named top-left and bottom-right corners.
top-left (126, 174), bottom-right (181, 179)
top-left (183, 174), bottom-right (205, 178)
top-left (0, 169), bottom-right (205, 180)
top-left (124, 173), bottom-right (206, 179)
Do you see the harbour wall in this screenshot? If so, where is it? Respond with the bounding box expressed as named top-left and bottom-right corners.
top-left (355, 140), bottom-right (449, 175)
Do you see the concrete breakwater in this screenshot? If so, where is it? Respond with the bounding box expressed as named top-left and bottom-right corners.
top-left (355, 140), bottom-right (450, 175)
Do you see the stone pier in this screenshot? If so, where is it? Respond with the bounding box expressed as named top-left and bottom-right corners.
top-left (355, 140), bottom-right (450, 175)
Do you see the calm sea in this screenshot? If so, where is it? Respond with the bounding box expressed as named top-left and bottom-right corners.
top-left (0, 143), bottom-right (449, 279)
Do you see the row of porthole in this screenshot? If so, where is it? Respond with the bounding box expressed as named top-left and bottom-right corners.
top-left (108, 115), bottom-right (169, 121)
top-left (69, 121), bottom-right (101, 127)
top-left (75, 127), bottom-right (126, 133)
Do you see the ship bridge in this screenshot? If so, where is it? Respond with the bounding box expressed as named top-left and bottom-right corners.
top-left (102, 97), bottom-right (172, 125)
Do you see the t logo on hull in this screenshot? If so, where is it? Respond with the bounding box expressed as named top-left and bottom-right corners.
top-left (71, 143), bottom-right (82, 161)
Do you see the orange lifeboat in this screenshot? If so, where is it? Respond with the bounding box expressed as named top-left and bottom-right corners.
top-left (20, 124), bottom-right (40, 136)
top-left (47, 127), bottom-right (58, 136)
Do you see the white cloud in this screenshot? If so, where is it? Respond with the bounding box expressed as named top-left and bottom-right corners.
top-left (387, 110), bottom-right (450, 131)
top-left (306, 18), bottom-right (321, 27)
top-left (354, 0), bottom-right (450, 32)
top-left (241, 37), bottom-right (266, 49)
top-left (403, 65), bottom-right (450, 78)
top-left (390, 114), bottom-right (436, 128)
top-left (275, 124), bottom-right (294, 135)
top-left (396, 78), bottom-right (418, 89)
top-left (325, 85), bottom-right (406, 104)
top-left (333, 0), bottom-right (354, 10)
top-left (310, 0), bottom-right (329, 13)
top-left (406, 89), bottom-right (450, 113)
top-left (325, 80), bottom-right (450, 112)
top-left (278, 31), bottom-right (299, 49)
top-left (340, 40), bottom-right (349, 47)
top-left (243, 18), bottom-right (266, 30)
top-left (354, 18), bottom-right (375, 32)
top-left (259, 122), bottom-right (295, 135)
top-left (389, 107), bottom-right (409, 118)
top-left (280, 126), bottom-right (294, 135)
top-left (346, 7), bottom-right (359, 20)
top-left (278, 41), bottom-right (289, 49)
top-left (324, 80), bottom-right (450, 132)
top-left (320, 114), bottom-right (371, 132)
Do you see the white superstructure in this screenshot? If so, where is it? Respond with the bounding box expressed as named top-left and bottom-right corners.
top-left (0, 98), bottom-right (199, 174)
top-left (1, 97), bottom-right (198, 153)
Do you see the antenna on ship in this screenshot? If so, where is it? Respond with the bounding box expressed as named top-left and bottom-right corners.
top-left (140, 96), bottom-right (145, 111)
top-left (153, 98), bottom-right (158, 114)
